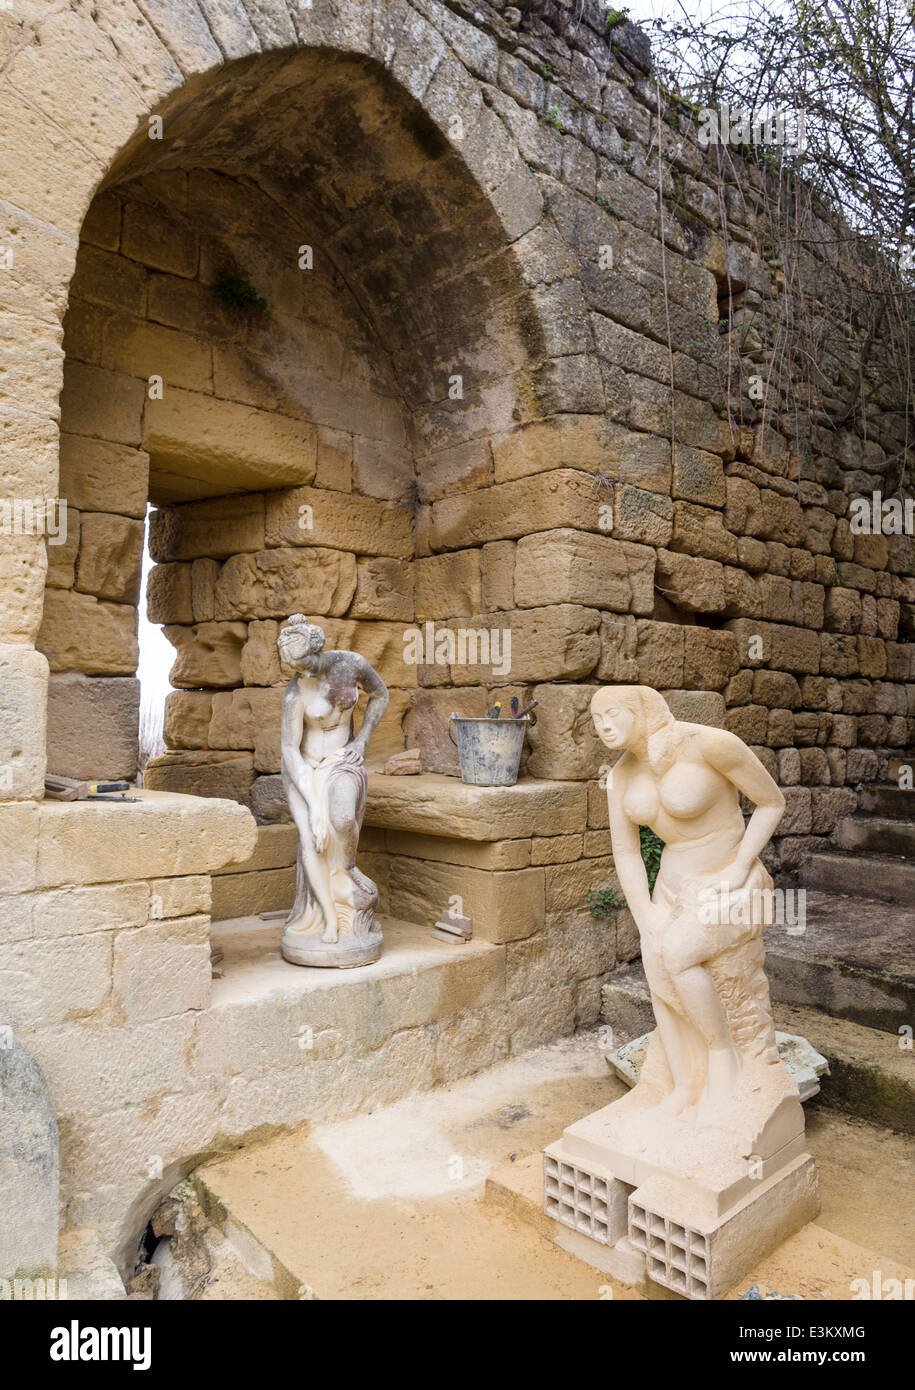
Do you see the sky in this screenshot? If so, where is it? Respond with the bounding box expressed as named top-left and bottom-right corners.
top-left (138, 508), bottom-right (174, 747)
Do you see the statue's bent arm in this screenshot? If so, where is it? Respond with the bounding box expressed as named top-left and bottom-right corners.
top-left (281, 679), bottom-right (310, 795)
top-left (699, 727), bottom-right (786, 883)
top-left (607, 761), bottom-right (654, 926)
top-left (351, 656), bottom-right (389, 751)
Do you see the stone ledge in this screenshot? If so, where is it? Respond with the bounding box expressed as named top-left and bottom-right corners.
top-left (30, 789), bottom-right (257, 888)
top-left (364, 773), bottom-right (588, 840)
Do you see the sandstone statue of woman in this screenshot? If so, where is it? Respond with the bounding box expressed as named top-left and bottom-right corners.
top-left (592, 685), bottom-right (796, 1137)
top-left (277, 615), bottom-right (389, 968)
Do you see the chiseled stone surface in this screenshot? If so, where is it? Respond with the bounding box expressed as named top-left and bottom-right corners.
top-left (0, 1033), bottom-right (58, 1278)
top-left (45, 674), bottom-right (139, 782)
top-left (364, 772), bottom-right (588, 840)
top-left (33, 791), bottom-right (256, 889)
top-left (0, 645), bottom-right (48, 800)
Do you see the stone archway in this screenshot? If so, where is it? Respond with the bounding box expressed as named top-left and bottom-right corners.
top-left (0, 0), bottom-right (552, 804)
top-left (0, 1), bottom-right (601, 1267)
top-left (39, 43), bottom-right (551, 800)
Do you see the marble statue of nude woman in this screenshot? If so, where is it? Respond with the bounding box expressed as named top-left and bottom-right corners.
top-left (277, 615), bottom-right (389, 968)
top-left (591, 685), bottom-right (799, 1140)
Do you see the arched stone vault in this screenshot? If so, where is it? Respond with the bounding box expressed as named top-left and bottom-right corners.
top-left (1, 0), bottom-right (570, 797)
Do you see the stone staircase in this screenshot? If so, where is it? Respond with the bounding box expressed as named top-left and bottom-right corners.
top-left (801, 782), bottom-right (915, 903)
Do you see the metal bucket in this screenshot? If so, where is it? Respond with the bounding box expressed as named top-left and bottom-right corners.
top-left (449, 715), bottom-right (531, 787)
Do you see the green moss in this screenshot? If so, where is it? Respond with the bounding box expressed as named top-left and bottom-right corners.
top-left (639, 826), bottom-right (664, 893)
top-left (588, 885), bottom-right (624, 919)
top-left (588, 827), bottom-right (665, 918)
top-left (538, 106), bottom-right (564, 133)
top-left (212, 271), bottom-right (268, 314)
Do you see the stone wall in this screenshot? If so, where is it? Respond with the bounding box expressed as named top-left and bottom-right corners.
top-left (84, 0), bottom-right (912, 885)
top-left (2, 0), bottom-right (914, 1273)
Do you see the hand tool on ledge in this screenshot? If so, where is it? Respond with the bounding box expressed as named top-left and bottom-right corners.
top-left (490, 701), bottom-right (502, 719)
top-left (45, 775), bottom-right (139, 802)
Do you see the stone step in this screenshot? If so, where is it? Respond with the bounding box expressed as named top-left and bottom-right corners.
top-left (160, 1032), bottom-right (914, 1300)
top-left (835, 815), bottom-right (915, 857)
top-left (169, 1035), bottom-right (621, 1300)
top-left (775, 1003), bottom-right (915, 1135)
top-left (601, 958), bottom-right (915, 1133)
top-left (858, 785), bottom-right (915, 821)
top-left (766, 890), bottom-right (915, 1035)
top-left (203, 914), bottom-right (510, 1124)
top-left (800, 851), bottom-right (915, 904)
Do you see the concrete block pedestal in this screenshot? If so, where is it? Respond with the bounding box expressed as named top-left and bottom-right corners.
top-left (544, 1095), bottom-right (820, 1299)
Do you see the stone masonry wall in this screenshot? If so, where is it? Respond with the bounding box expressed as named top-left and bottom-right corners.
top-left (3, 0), bottom-right (915, 1273)
top-left (124, 0), bottom-right (915, 887)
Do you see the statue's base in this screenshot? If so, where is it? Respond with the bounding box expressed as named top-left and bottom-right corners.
top-left (281, 927), bottom-right (383, 969)
top-left (543, 1081), bottom-right (819, 1299)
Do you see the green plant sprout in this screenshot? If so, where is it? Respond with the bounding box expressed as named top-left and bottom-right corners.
top-left (587, 826), bottom-right (665, 918)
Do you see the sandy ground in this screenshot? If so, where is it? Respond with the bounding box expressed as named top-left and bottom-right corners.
top-left (197, 1032), bottom-right (915, 1300)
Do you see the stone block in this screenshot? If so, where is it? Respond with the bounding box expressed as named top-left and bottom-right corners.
top-left (38, 590), bottom-right (138, 675)
top-left (481, 541), bottom-right (516, 611)
top-left (389, 856), bottom-right (544, 944)
top-left (208, 688), bottom-right (285, 750)
top-left (683, 628), bottom-right (739, 691)
top-left (365, 772), bottom-right (588, 840)
top-left (31, 881), bottom-right (149, 939)
top-left (429, 470), bottom-right (602, 549)
top-left (671, 501), bottom-right (737, 564)
top-left (663, 690), bottom-right (726, 727)
top-left (0, 645), bottom-right (48, 799)
top-left (150, 495), bottom-right (265, 561)
top-left (60, 360), bottom-right (144, 446)
top-left (165, 621), bottom-right (247, 688)
top-left (415, 550), bottom-right (482, 621)
top-left (514, 529), bottom-right (655, 614)
top-left (147, 563), bottom-right (193, 624)
top-left (0, 534), bottom-right (48, 645)
top-left (148, 875), bottom-right (211, 920)
top-left (655, 550), bottom-right (725, 613)
top-left (526, 684), bottom-right (603, 780)
top-left (597, 614), bottom-right (639, 682)
top-left (144, 390), bottom-right (317, 493)
top-left (351, 558), bottom-right (414, 621)
top-left (191, 557), bottom-right (221, 622)
top-left (213, 549), bottom-right (356, 620)
top-left (36, 794), bottom-right (256, 887)
top-left (635, 620), bottom-right (684, 688)
top-left (0, 934), bottom-right (111, 1031)
top-left (163, 691), bottom-right (213, 750)
top-left (672, 445), bottom-right (726, 507)
top-left (415, 438), bottom-right (492, 505)
top-left (612, 484), bottom-right (673, 547)
top-left (143, 750), bottom-right (255, 803)
top-left (45, 509), bottom-right (79, 590)
top-left (210, 866), bottom-right (296, 920)
top-left (448, 606), bottom-right (600, 684)
top-left (113, 915), bottom-right (211, 1025)
top-left (0, 1035), bottom-right (58, 1278)
top-left (58, 435), bottom-right (149, 519)
top-left (264, 485), bottom-right (413, 558)
top-left (45, 674), bottom-right (139, 781)
top-left (402, 687), bottom-right (487, 775)
top-left (75, 513), bottom-right (144, 604)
